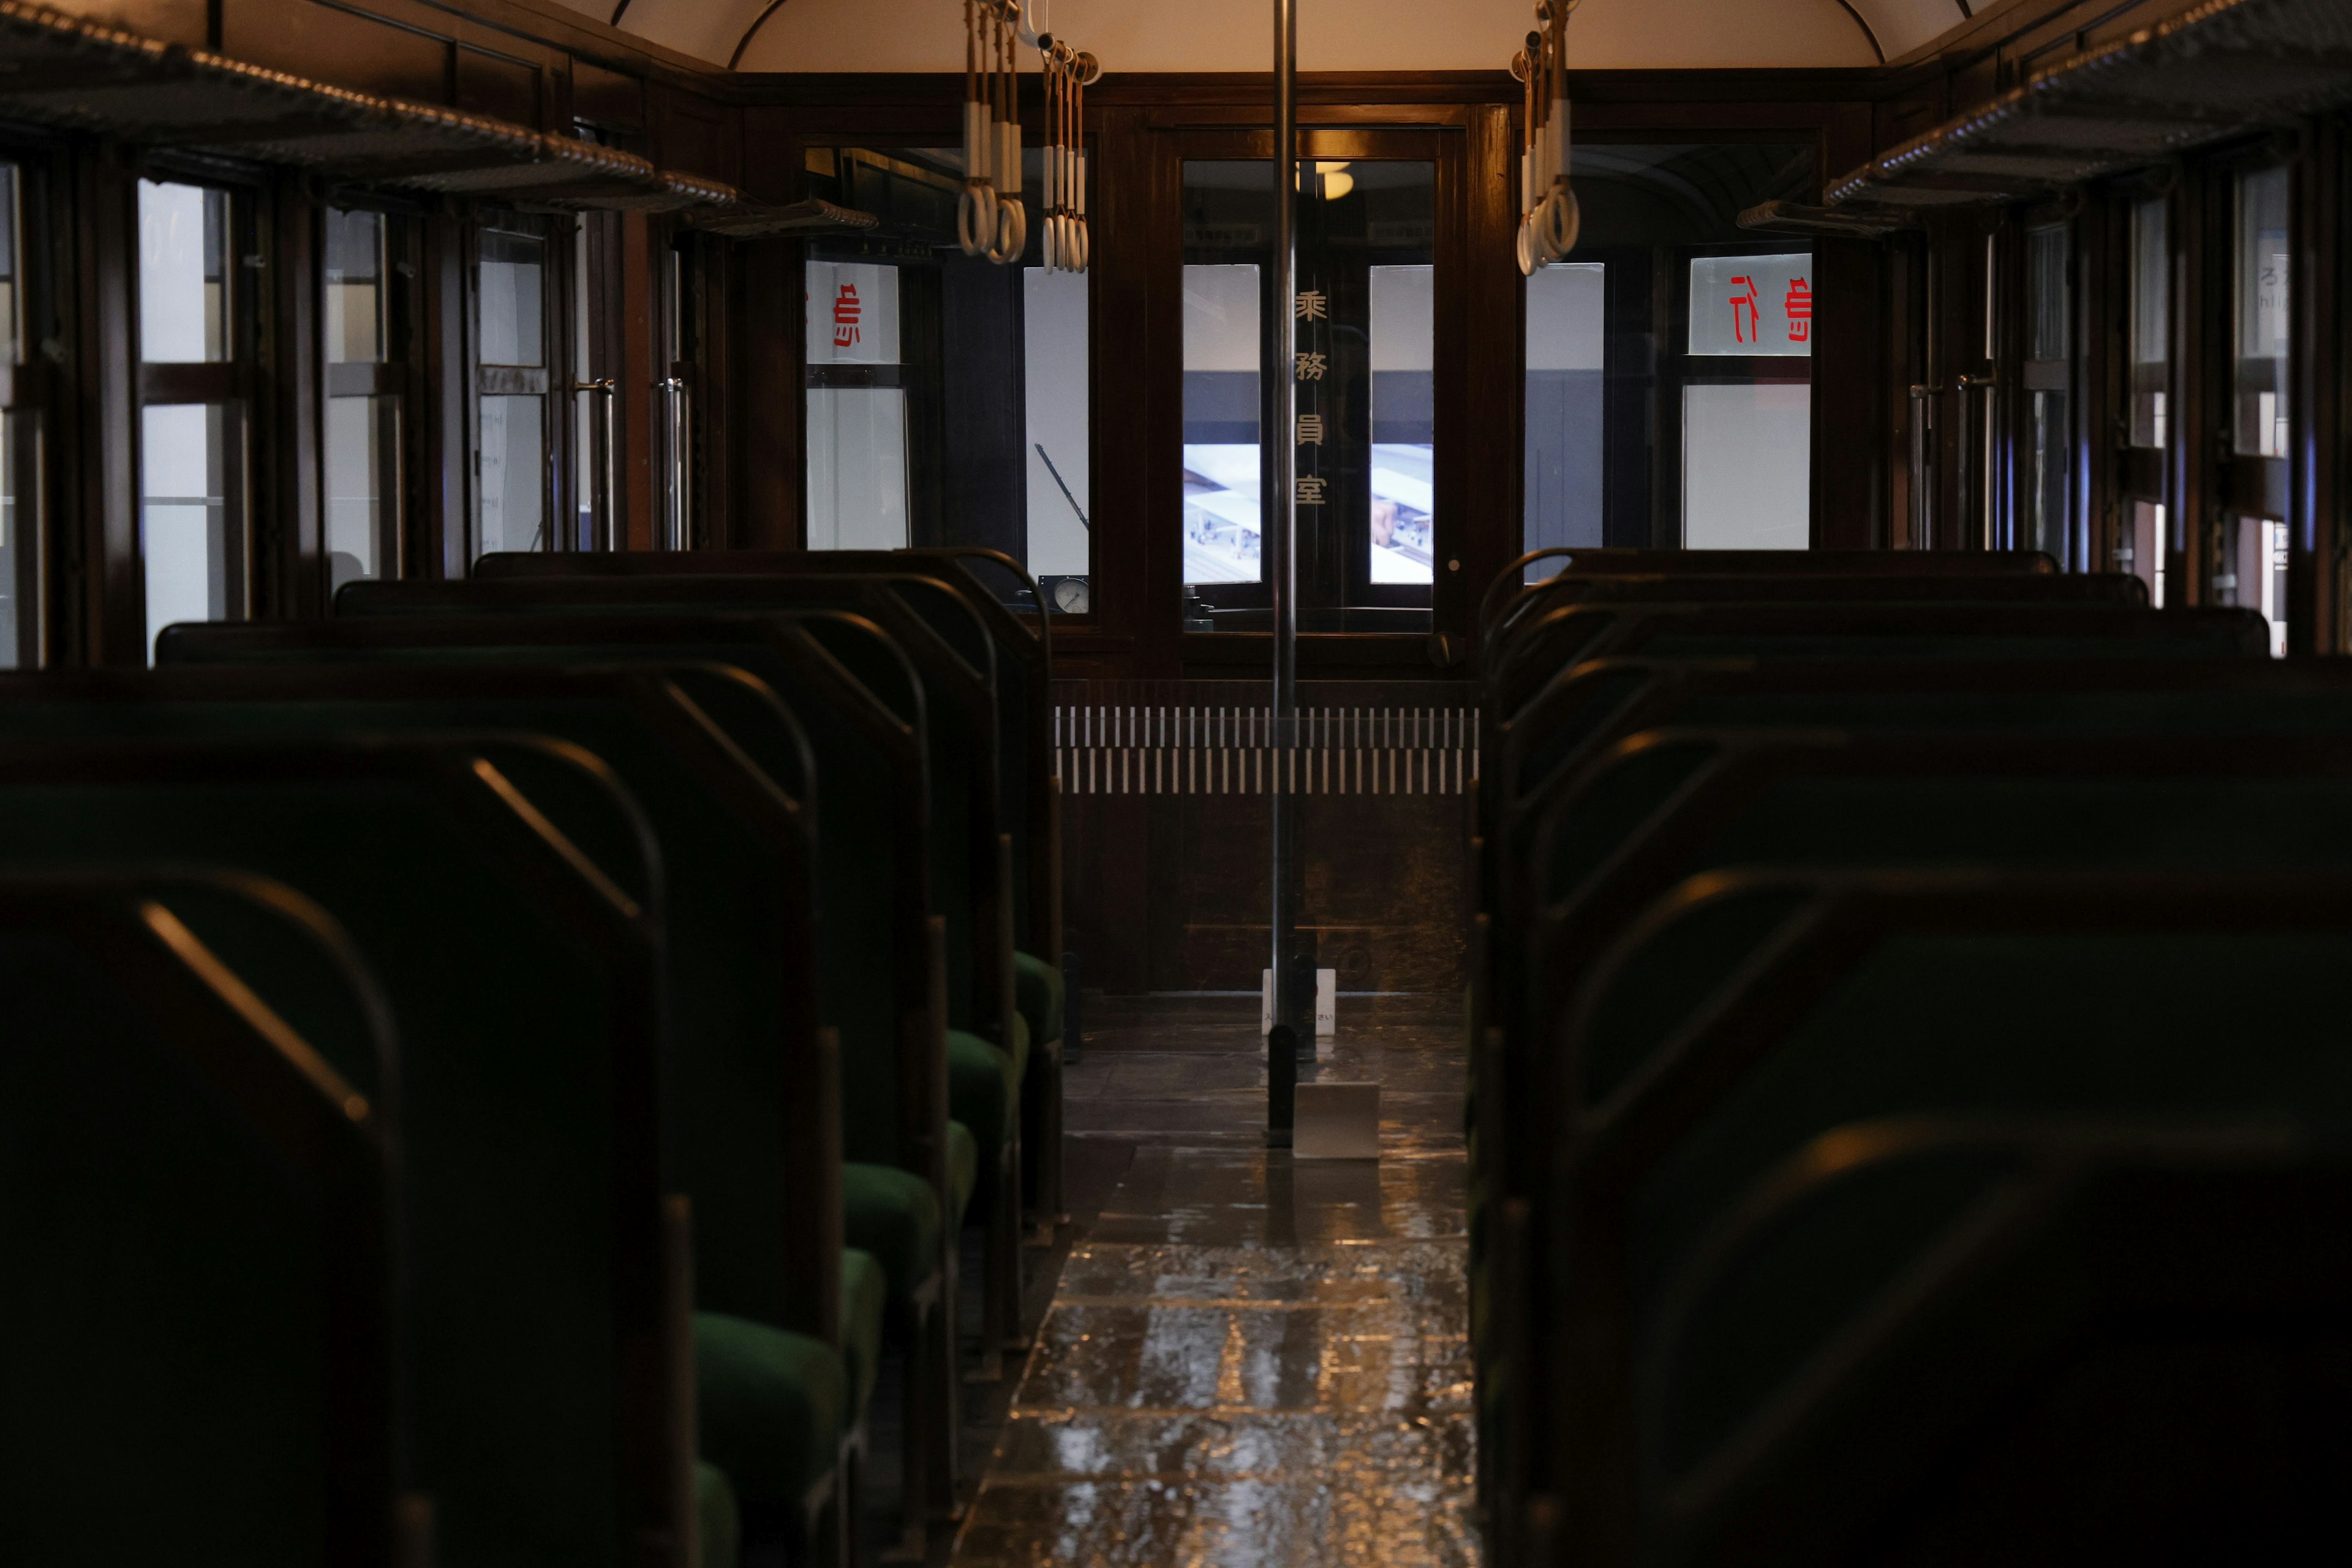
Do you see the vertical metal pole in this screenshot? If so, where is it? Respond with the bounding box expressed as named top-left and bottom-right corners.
top-left (1265, 0), bottom-right (1298, 1145)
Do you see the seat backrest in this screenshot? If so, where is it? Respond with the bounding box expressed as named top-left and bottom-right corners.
top-left (0, 868), bottom-right (396, 1568)
top-left (0, 664), bottom-right (837, 1344)
top-left (1637, 1110), bottom-right (2352, 1567)
top-left (471, 549), bottom-right (1058, 953)
top-left (1490, 601), bottom-right (2264, 722)
top-left (1479, 548), bottom-right (2059, 647)
top-left (0, 737), bottom-right (674, 1568)
top-left (162, 614), bottom-right (941, 1188)
top-left (1534, 870), bottom-right (2352, 1562)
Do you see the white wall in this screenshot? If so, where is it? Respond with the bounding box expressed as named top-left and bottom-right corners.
top-left (567, 0), bottom-right (1975, 73)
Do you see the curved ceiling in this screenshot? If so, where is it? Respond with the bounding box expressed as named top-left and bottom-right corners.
top-left (566, 0), bottom-right (1974, 74)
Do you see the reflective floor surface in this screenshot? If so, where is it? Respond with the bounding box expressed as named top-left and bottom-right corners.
top-left (951, 993), bottom-right (1476, 1567)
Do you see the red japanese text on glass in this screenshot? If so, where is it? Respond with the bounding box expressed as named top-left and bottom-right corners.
top-left (832, 284), bottom-right (862, 350)
top-left (1728, 276), bottom-right (1760, 345)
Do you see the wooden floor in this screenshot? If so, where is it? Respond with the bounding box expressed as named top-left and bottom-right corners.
top-left (948, 993), bottom-right (1476, 1566)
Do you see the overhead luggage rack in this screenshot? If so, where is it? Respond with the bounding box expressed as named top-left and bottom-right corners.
top-left (1825, 0), bottom-right (2352, 209)
top-left (0, 0), bottom-right (737, 211)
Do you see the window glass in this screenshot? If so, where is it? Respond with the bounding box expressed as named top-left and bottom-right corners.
top-left (1368, 263), bottom-right (1434, 584)
top-left (0, 163), bottom-right (20, 366)
top-left (1024, 266), bottom-right (1089, 609)
top-left (1683, 382), bottom-right (1808, 549)
top-left (478, 396), bottom-right (543, 556)
top-left (802, 146), bottom-right (1091, 608)
top-left (1181, 257), bottom-right (1261, 586)
top-left (138, 179), bottom-right (243, 657)
top-left (475, 229), bottom-right (546, 559)
top-left (2024, 222), bottom-right (2070, 562)
top-left (325, 209), bottom-right (383, 364)
top-left (805, 257), bottom-right (908, 552)
top-left (140, 403), bottom-right (235, 653)
top-left (2128, 197), bottom-right (2168, 448)
top-left (1524, 262), bottom-right (1604, 573)
top-left (1176, 156), bottom-right (1436, 628)
top-left (324, 395), bottom-right (392, 589)
top-left (2127, 498), bottom-right (2167, 608)
top-left (2222, 514), bottom-right (2287, 655)
top-left (0, 164), bottom-right (26, 667)
top-left (2234, 166), bottom-right (2290, 459)
top-left (1688, 252), bottom-right (1812, 357)
top-left (325, 209), bottom-right (395, 592)
top-left (137, 181), bottom-right (229, 363)
top-left (480, 230), bottom-right (544, 369)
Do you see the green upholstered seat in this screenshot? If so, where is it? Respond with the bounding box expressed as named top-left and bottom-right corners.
top-left (1013, 950), bottom-right (1063, 1046)
top-left (695, 1463), bottom-right (739, 1568)
top-left (693, 1314), bottom-right (849, 1511)
top-left (1008, 1011), bottom-right (1031, 1085)
top-left (839, 1247), bottom-right (887, 1415)
top-left (948, 1119), bottom-right (979, 1228)
top-left (948, 1030), bottom-right (1015, 1161)
top-left (841, 1162), bottom-right (941, 1308)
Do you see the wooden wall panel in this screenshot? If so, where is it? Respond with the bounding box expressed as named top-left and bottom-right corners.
top-left (222, 1), bottom-right (453, 106)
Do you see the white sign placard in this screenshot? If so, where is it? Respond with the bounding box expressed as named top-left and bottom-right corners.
top-left (1262, 968), bottom-right (1336, 1038)
top-left (1688, 252), bottom-right (1813, 357)
top-left (804, 260), bottom-right (900, 366)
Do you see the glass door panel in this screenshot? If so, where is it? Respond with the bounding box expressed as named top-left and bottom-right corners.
top-left (1177, 151), bottom-right (1436, 630)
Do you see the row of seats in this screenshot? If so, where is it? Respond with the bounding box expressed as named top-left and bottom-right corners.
top-left (1469, 548), bottom-right (2352, 1567)
top-left (4, 549), bottom-right (1067, 1567)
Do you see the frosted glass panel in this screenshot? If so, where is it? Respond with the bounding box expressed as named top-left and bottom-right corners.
top-left (140, 403), bottom-right (232, 659)
top-left (806, 387), bottom-right (909, 551)
top-left (1688, 253), bottom-right (1811, 356)
top-left (1683, 382), bottom-right (1809, 549)
top-left (1023, 267), bottom-right (1089, 579)
top-left (1182, 262), bottom-right (1261, 585)
top-left (478, 395), bottom-right (543, 555)
top-left (326, 395), bottom-right (394, 590)
top-left (138, 181), bottom-right (228, 364)
top-left (805, 260), bottom-right (901, 366)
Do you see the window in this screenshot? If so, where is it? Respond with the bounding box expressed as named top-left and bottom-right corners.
top-left (1368, 263), bottom-right (1434, 585)
top-left (2128, 499), bottom-right (2168, 609)
top-left (0, 160), bottom-right (40, 669)
top-left (1180, 254), bottom-right (1261, 587)
top-left (137, 178), bottom-right (246, 661)
top-left (2022, 222), bottom-right (2070, 563)
top-left (804, 257), bottom-right (908, 552)
top-left (323, 209), bottom-right (404, 594)
top-left (2223, 166), bottom-right (2291, 654)
top-left (1523, 262), bottom-right (1604, 573)
top-left (2128, 197), bottom-right (2168, 449)
top-left (475, 227), bottom-right (551, 559)
top-left (1177, 153), bottom-right (1437, 629)
top-left (1024, 265), bottom-right (1088, 609)
top-left (2234, 167), bottom-right (2290, 460)
top-left (802, 145), bottom-right (1090, 609)
top-left (1683, 251), bottom-right (1812, 549)
top-left (657, 235), bottom-right (699, 551)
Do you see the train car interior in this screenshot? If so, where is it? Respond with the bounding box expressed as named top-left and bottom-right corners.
top-left (4, 0), bottom-right (2351, 1564)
